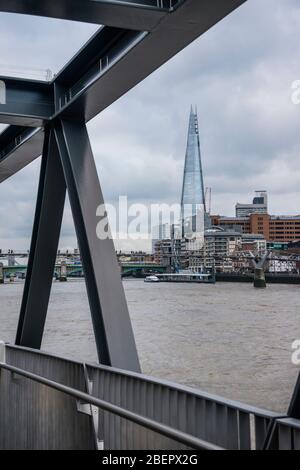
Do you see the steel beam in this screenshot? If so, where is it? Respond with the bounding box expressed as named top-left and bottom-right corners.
top-left (16, 0), bottom-right (247, 123)
top-left (0, 0), bottom-right (171, 31)
top-left (55, 0), bottom-right (247, 122)
top-left (16, 129), bottom-right (66, 348)
top-left (54, 119), bottom-right (140, 372)
top-left (0, 0), bottom-right (248, 377)
top-left (0, 0), bottom-right (246, 175)
top-left (0, 126), bottom-right (43, 183)
top-left (0, 77), bottom-right (53, 127)
top-left (0, 28), bottom-right (146, 125)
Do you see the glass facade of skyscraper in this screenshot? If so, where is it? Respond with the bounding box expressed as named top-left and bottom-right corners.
top-left (180, 107), bottom-right (206, 238)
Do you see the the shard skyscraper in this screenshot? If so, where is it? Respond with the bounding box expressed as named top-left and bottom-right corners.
top-left (180, 106), bottom-right (207, 238)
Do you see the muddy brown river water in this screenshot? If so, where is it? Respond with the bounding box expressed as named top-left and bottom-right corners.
top-left (1, 279), bottom-right (299, 413)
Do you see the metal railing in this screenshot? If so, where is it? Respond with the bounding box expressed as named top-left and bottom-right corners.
top-left (0, 344), bottom-right (299, 450)
top-left (86, 363), bottom-right (285, 450)
top-left (0, 361), bottom-right (218, 450)
top-left (275, 418), bottom-right (300, 450)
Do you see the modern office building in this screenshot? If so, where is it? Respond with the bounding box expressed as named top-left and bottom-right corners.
top-left (212, 212), bottom-right (300, 243)
top-left (152, 107), bottom-right (209, 254)
top-left (151, 223), bottom-right (182, 254)
top-left (235, 191), bottom-right (268, 217)
top-left (268, 215), bottom-right (300, 242)
top-left (240, 233), bottom-right (267, 252)
top-left (180, 106), bottom-right (207, 237)
top-left (154, 238), bottom-right (186, 270)
top-left (211, 215), bottom-right (250, 234)
top-left (189, 228), bottom-right (242, 272)
top-left (153, 107), bottom-right (208, 258)
top-left (152, 223), bottom-right (172, 242)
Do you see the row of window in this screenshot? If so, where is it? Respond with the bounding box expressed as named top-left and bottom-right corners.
top-left (270, 237), bottom-right (300, 240)
top-left (270, 223), bottom-right (300, 226)
top-left (269, 232), bottom-right (300, 235)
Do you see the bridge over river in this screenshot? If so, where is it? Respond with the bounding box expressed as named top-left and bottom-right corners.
top-left (0, 262), bottom-right (167, 279)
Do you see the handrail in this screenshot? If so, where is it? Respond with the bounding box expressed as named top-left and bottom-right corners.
top-left (86, 362), bottom-right (284, 419)
top-left (5, 344), bottom-right (285, 419)
top-left (0, 362), bottom-right (222, 451)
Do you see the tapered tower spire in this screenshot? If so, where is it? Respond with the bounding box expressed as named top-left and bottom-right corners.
top-left (181, 107), bottom-right (206, 235)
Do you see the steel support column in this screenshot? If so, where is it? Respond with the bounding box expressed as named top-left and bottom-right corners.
top-left (16, 129), bottom-right (66, 347)
top-left (54, 119), bottom-right (140, 372)
top-left (288, 374), bottom-right (300, 419)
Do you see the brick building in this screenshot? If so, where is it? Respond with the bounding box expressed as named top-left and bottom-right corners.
top-left (211, 213), bottom-right (300, 243)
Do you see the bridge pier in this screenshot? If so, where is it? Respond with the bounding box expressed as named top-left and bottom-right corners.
top-left (250, 252), bottom-right (269, 289)
top-left (59, 261), bottom-right (67, 282)
top-left (254, 268), bottom-right (266, 289)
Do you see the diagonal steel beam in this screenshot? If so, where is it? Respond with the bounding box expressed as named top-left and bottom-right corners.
top-left (54, 0), bottom-right (247, 123)
top-left (1, 27), bottom-right (140, 126)
top-left (0, 77), bottom-right (53, 127)
top-left (16, 128), bottom-right (67, 348)
top-left (54, 26), bottom-right (146, 121)
top-left (0, 0), bottom-right (172, 31)
top-left (0, 126), bottom-right (44, 183)
top-left (0, 27), bottom-right (146, 126)
top-left (0, 0), bottom-right (247, 180)
top-left (54, 119), bottom-right (140, 371)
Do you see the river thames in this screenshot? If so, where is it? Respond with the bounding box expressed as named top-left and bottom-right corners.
top-left (0, 279), bottom-right (299, 413)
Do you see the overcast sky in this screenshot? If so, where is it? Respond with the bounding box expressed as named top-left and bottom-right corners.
top-left (0, 0), bottom-right (299, 251)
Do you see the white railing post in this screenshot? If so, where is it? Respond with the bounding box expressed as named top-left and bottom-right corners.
top-left (0, 342), bottom-right (6, 364)
top-left (0, 80), bottom-right (6, 105)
